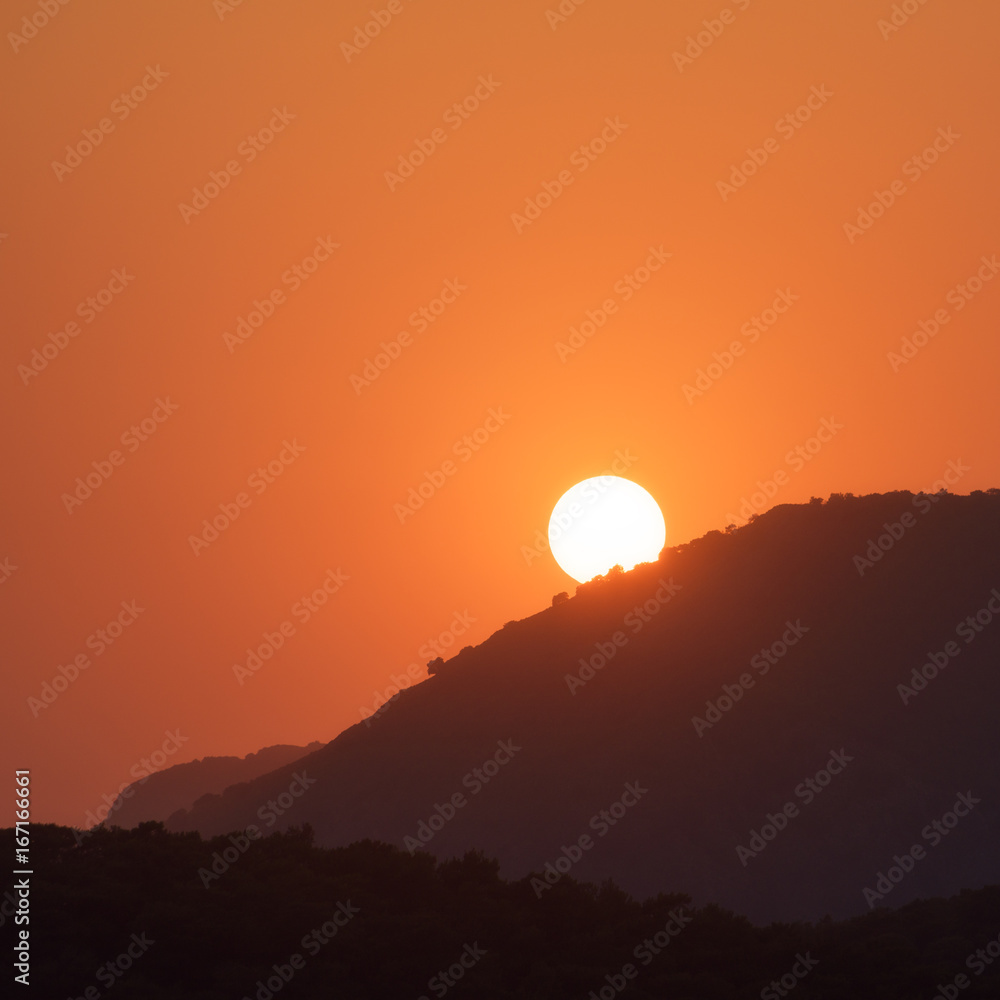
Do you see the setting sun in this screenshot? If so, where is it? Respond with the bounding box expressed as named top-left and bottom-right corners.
top-left (548, 477), bottom-right (667, 583)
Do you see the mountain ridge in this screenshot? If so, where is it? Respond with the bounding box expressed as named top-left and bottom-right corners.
top-left (159, 490), bottom-right (1000, 922)
top-left (106, 740), bottom-right (324, 830)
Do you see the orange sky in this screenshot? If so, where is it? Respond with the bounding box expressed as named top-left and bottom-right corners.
top-left (2, 0), bottom-right (998, 826)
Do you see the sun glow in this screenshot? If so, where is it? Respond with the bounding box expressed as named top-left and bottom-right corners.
top-left (548, 476), bottom-right (666, 583)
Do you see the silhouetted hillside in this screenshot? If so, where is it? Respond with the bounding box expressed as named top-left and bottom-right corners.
top-left (106, 742), bottom-right (323, 830)
top-left (13, 822), bottom-right (1000, 998)
top-left (167, 491), bottom-right (1000, 923)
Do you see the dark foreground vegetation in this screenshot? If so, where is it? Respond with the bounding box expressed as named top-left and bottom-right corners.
top-left (9, 822), bottom-right (1000, 999)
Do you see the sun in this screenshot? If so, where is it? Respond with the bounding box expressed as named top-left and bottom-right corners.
top-left (548, 476), bottom-right (666, 583)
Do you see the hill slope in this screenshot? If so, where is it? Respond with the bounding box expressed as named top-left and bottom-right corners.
top-left (107, 742), bottom-right (323, 828)
top-left (166, 491), bottom-right (1000, 923)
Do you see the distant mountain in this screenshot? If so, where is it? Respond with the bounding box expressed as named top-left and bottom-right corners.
top-left (167, 491), bottom-right (1000, 923)
top-left (107, 742), bottom-right (323, 829)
